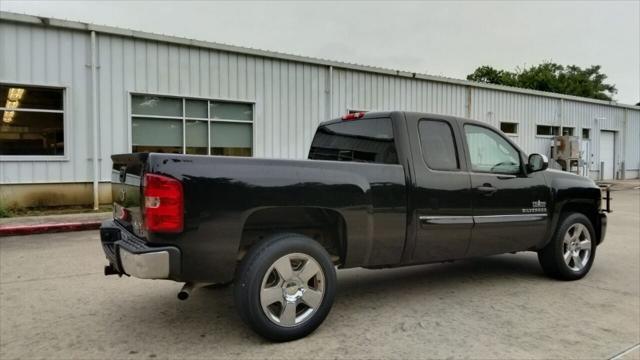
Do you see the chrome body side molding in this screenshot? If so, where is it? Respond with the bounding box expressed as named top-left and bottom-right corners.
top-left (419, 216), bottom-right (474, 225)
top-left (419, 213), bottom-right (547, 225)
top-left (473, 214), bottom-right (548, 223)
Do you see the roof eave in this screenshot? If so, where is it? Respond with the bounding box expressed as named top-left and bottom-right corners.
top-left (0, 10), bottom-right (637, 111)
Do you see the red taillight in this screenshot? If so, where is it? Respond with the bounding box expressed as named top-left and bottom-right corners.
top-left (143, 173), bottom-right (183, 233)
top-left (341, 112), bottom-right (366, 121)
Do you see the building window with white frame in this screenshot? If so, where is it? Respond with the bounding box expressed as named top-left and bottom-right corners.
top-left (536, 125), bottom-right (560, 136)
top-left (500, 122), bottom-right (518, 135)
top-left (131, 94), bottom-right (253, 156)
top-left (562, 127), bottom-right (575, 136)
top-left (0, 84), bottom-right (65, 156)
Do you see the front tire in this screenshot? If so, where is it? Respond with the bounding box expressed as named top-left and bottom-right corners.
top-left (538, 213), bottom-right (596, 280)
top-left (234, 233), bottom-right (337, 342)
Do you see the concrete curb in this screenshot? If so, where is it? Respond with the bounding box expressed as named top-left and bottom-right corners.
top-left (0, 221), bottom-right (102, 237)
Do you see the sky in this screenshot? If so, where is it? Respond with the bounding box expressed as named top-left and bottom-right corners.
top-left (1, 0), bottom-right (639, 104)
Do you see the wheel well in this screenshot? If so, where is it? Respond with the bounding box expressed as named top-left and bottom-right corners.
top-left (561, 202), bottom-right (601, 242)
top-left (239, 207), bottom-right (347, 265)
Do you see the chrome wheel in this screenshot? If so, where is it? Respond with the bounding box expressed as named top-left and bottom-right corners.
top-left (260, 253), bottom-right (325, 327)
top-left (562, 223), bottom-right (592, 272)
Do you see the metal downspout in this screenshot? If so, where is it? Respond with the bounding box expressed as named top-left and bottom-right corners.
top-left (622, 108), bottom-right (628, 179)
top-left (91, 31), bottom-right (100, 210)
top-left (465, 86), bottom-right (472, 119)
top-left (328, 65), bottom-right (333, 118)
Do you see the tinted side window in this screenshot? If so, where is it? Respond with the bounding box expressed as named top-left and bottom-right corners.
top-left (309, 118), bottom-right (398, 164)
top-left (418, 120), bottom-right (459, 170)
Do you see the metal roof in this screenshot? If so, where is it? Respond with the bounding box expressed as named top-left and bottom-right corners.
top-left (1, 10), bottom-right (638, 111)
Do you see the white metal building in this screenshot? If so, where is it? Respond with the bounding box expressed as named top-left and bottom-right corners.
top-left (1, 11), bottom-right (638, 207)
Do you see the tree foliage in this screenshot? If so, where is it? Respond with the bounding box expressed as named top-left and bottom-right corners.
top-left (466, 62), bottom-right (617, 101)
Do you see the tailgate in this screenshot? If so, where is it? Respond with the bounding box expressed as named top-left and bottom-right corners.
top-left (111, 153), bottom-right (148, 238)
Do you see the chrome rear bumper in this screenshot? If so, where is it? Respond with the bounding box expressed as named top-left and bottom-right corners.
top-left (119, 248), bottom-right (170, 279)
top-left (100, 220), bottom-right (181, 280)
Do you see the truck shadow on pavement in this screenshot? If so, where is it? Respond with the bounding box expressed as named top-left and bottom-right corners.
top-left (101, 252), bottom-right (546, 347)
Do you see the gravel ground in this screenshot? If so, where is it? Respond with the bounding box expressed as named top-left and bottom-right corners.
top-left (1, 189), bottom-right (638, 359)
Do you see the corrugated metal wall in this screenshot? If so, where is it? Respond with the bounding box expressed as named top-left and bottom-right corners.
top-left (561, 100), bottom-right (627, 178)
top-left (624, 110), bottom-right (640, 177)
top-left (1, 21), bottom-right (639, 184)
top-left (95, 34), bottom-right (329, 173)
top-left (100, 34), bottom-right (332, 170)
top-left (0, 23), bottom-right (93, 183)
top-left (469, 88), bottom-right (560, 156)
top-left (329, 69), bottom-right (467, 117)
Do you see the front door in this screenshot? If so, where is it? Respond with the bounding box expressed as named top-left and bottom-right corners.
top-left (407, 116), bottom-right (472, 263)
top-left (462, 123), bottom-right (551, 256)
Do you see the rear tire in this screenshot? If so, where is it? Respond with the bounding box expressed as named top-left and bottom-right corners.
top-left (538, 213), bottom-right (596, 280)
top-left (233, 233), bottom-right (337, 342)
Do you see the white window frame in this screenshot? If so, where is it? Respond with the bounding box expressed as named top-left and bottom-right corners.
top-left (0, 82), bottom-right (70, 162)
top-left (581, 127), bottom-right (591, 140)
top-left (128, 91), bottom-right (255, 156)
top-left (499, 121), bottom-right (519, 137)
top-left (561, 126), bottom-right (575, 136)
top-left (535, 124), bottom-right (561, 138)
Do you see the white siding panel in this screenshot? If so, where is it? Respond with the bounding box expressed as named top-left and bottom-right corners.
top-left (562, 100), bottom-right (626, 178)
top-left (471, 88), bottom-right (559, 156)
top-left (98, 35), bottom-right (113, 179)
top-left (625, 109), bottom-right (640, 175)
top-left (0, 23), bottom-right (91, 183)
top-left (330, 69), bottom-right (467, 117)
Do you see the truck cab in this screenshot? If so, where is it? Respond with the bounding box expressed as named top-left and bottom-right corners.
top-left (309, 112), bottom-right (583, 265)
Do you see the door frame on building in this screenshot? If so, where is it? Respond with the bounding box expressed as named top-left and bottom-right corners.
top-left (599, 130), bottom-right (616, 180)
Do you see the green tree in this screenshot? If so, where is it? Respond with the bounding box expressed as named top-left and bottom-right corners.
top-left (466, 62), bottom-right (617, 101)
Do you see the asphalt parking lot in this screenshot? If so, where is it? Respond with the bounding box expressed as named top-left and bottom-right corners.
top-left (1, 189), bottom-right (638, 359)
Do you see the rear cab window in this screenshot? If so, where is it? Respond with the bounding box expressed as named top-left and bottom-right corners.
top-left (308, 118), bottom-right (398, 164)
top-left (418, 120), bottom-right (460, 171)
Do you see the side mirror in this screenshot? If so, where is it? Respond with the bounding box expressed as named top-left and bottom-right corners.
top-left (528, 153), bottom-right (548, 173)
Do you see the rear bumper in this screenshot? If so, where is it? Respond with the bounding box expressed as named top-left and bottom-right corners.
top-left (100, 220), bottom-right (181, 280)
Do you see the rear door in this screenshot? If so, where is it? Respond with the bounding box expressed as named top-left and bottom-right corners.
top-left (461, 122), bottom-right (550, 256)
top-left (405, 115), bottom-right (472, 263)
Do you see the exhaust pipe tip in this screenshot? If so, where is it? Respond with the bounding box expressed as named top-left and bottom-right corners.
top-left (177, 282), bottom-right (212, 301)
top-left (177, 290), bottom-right (190, 300)
top-left (177, 282), bottom-right (195, 300)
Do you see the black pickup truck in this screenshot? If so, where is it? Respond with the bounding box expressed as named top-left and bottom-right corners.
top-left (100, 111), bottom-right (607, 341)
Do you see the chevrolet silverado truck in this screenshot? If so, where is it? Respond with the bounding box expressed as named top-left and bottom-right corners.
top-left (100, 111), bottom-right (607, 341)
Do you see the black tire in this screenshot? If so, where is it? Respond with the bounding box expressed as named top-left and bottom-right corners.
top-left (233, 233), bottom-right (337, 342)
top-left (538, 213), bottom-right (597, 280)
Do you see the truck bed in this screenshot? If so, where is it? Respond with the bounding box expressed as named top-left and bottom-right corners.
top-left (111, 153), bottom-right (407, 282)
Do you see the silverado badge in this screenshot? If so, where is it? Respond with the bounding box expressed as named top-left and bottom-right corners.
top-left (523, 200), bottom-right (547, 213)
